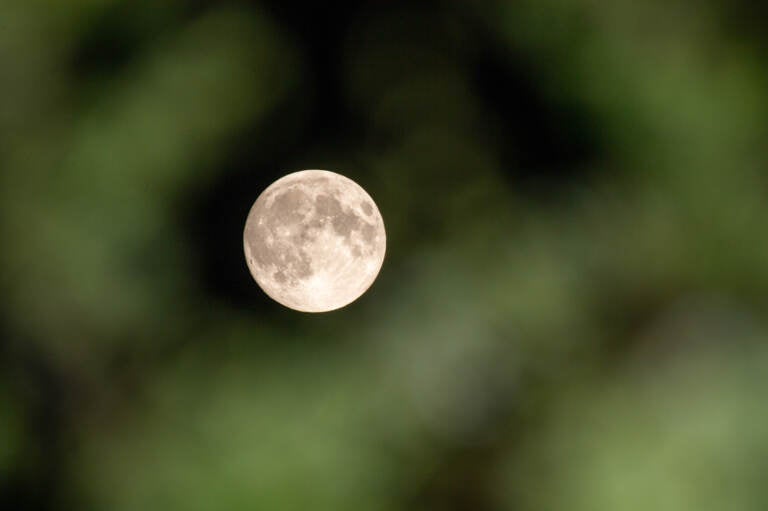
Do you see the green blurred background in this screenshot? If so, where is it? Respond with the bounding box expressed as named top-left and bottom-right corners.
top-left (2, 1), bottom-right (768, 509)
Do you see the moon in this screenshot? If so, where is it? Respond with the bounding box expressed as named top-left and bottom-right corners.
top-left (243, 170), bottom-right (386, 312)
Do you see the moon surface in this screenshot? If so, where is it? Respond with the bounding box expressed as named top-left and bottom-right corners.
top-left (243, 170), bottom-right (386, 312)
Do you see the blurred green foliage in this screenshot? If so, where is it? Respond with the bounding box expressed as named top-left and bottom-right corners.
top-left (1, 1), bottom-right (767, 510)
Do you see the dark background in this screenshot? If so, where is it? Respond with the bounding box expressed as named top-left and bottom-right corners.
top-left (2, 1), bottom-right (768, 510)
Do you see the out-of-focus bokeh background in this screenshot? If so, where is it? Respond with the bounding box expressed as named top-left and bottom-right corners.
top-left (2, 1), bottom-right (768, 509)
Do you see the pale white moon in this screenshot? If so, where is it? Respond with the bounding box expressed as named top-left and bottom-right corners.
top-left (243, 170), bottom-right (386, 312)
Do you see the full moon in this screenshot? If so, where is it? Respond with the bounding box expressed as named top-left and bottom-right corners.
top-left (243, 170), bottom-right (386, 312)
